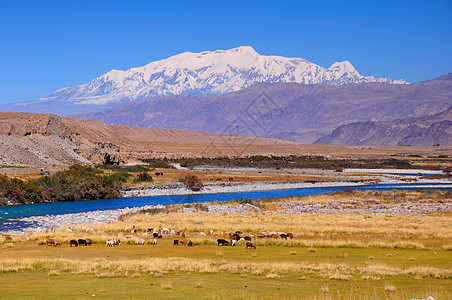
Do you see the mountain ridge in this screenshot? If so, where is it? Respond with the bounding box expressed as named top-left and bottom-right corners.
top-left (314, 106), bottom-right (452, 146)
top-left (73, 77), bottom-right (452, 144)
top-left (2, 46), bottom-right (406, 116)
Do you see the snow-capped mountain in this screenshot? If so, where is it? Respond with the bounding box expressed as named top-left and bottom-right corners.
top-left (31, 46), bottom-right (406, 106)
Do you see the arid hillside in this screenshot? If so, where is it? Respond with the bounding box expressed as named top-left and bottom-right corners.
top-left (0, 112), bottom-right (450, 168)
top-left (0, 112), bottom-right (293, 167)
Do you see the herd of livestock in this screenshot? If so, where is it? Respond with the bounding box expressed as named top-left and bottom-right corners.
top-left (41, 227), bottom-right (294, 249)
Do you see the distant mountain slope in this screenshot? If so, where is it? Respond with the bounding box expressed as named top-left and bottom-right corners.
top-left (73, 75), bottom-right (452, 143)
top-left (1, 46), bottom-right (406, 116)
top-left (314, 106), bottom-right (452, 146)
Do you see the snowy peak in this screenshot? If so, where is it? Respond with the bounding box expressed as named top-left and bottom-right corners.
top-left (37, 46), bottom-right (407, 107)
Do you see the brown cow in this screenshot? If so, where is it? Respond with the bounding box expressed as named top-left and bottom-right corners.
top-left (246, 242), bottom-right (256, 249)
top-left (70, 240), bottom-right (78, 247)
top-left (287, 233), bottom-right (294, 239)
top-left (46, 239), bottom-right (55, 246)
top-left (85, 239), bottom-right (93, 246)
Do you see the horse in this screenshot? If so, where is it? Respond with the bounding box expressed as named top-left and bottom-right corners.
top-left (70, 240), bottom-right (79, 247)
top-left (217, 239), bottom-right (229, 246)
top-left (246, 242), bottom-right (256, 249)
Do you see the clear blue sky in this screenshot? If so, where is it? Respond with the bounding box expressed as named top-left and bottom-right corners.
top-left (0, 0), bottom-right (451, 104)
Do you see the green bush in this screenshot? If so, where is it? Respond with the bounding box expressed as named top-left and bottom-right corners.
top-left (132, 172), bottom-right (153, 183)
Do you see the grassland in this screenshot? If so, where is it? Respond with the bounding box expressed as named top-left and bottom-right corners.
top-left (1, 190), bottom-right (451, 299)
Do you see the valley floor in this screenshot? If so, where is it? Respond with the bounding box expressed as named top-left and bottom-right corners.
top-left (1, 190), bottom-right (451, 299)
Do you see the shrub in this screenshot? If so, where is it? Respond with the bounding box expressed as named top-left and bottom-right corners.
top-left (132, 172), bottom-right (153, 183)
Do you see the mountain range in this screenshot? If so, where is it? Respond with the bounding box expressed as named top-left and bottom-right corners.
top-left (74, 75), bottom-right (452, 144)
top-left (1, 46), bottom-right (406, 116)
top-left (315, 105), bottom-right (452, 146)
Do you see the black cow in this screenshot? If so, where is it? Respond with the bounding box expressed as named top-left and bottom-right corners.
top-left (217, 239), bottom-right (229, 246)
top-left (70, 240), bottom-right (78, 247)
top-left (78, 239), bottom-right (87, 246)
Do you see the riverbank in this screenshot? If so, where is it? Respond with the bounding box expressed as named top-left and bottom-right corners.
top-left (121, 181), bottom-right (368, 198)
top-left (4, 186), bottom-right (451, 234)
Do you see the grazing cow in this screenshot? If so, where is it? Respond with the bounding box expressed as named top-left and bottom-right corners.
top-left (280, 234), bottom-right (288, 240)
top-left (54, 241), bottom-right (61, 247)
top-left (113, 239), bottom-right (121, 245)
top-left (153, 232), bottom-right (159, 238)
top-left (173, 240), bottom-right (183, 245)
top-left (70, 240), bottom-right (78, 247)
top-left (152, 238), bottom-right (157, 245)
top-left (246, 242), bottom-right (256, 249)
top-left (106, 239), bottom-right (114, 247)
top-left (217, 239), bottom-right (229, 246)
top-left (85, 239), bottom-right (93, 246)
top-left (231, 239), bottom-right (237, 246)
top-left (287, 233), bottom-right (294, 239)
top-left (187, 240), bottom-right (194, 247)
top-left (237, 238), bottom-right (246, 245)
top-left (78, 239), bottom-right (87, 246)
top-left (232, 233), bottom-right (241, 241)
top-left (244, 236), bottom-right (252, 241)
top-left (46, 239), bottom-right (55, 246)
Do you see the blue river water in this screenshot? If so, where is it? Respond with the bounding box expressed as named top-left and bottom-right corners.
top-left (0, 183), bottom-right (451, 228)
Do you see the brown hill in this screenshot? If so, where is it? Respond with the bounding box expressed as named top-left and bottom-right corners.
top-left (0, 112), bottom-right (294, 167)
top-left (1, 112), bottom-right (450, 168)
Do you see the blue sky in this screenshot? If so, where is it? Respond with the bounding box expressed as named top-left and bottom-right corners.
top-left (0, 0), bottom-right (451, 104)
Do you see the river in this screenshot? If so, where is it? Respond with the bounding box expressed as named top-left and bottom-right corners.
top-left (1, 182), bottom-right (451, 232)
